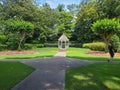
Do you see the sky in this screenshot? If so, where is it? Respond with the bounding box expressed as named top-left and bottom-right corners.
top-left (36, 0), bottom-right (81, 9)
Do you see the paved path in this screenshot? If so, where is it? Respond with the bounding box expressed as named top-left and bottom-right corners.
top-left (54, 49), bottom-right (66, 57)
top-left (11, 57), bottom-right (93, 90)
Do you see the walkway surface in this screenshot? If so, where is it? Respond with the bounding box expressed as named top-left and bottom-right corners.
top-left (54, 49), bottom-right (66, 57)
top-left (2, 50), bottom-right (119, 90)
top-left (11, 57), bottom-right (93, 90)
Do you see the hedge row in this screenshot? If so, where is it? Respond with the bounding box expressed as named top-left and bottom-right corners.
top-left (24, 44), bottom-right (44, 49)
top-left (44, 42), bottom-right (82, 47)
top-left (83, 42), bottom-right (106, 51)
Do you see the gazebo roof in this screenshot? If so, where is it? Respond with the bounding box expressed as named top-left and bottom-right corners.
top-left (58, 34), bottom-right (69, 41)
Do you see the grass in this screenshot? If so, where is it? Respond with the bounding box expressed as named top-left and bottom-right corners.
top-left (67, 48), bottom-right (120, 61)
top-left (0, 47), bottom-right (58, 59)
top-left (0, 61), bottom-right (35, 90)
top-left (65, 64), bottom-right (120, 90)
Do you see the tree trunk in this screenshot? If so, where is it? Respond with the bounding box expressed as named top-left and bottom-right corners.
top-left (102, 34), bottom-right (113, 52)
top-left (18, 31), bottom-right (26, 50)
top-left (104, 39), bottom-right (109, 52)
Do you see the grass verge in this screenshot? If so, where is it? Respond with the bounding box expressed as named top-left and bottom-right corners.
top-left (0, 47), bottom-right (58, 59)
top-left (65, 64), bottom-right (120, 90)
top-left (67, 48), bottom-right (120, 61)
top-left (0, 61), bottom-right (35, 90)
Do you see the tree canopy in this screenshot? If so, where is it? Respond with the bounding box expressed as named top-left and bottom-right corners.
top-left (0, 0), bottom-right (120, 50)
top-left (92, 19), bottom-right (120, 47)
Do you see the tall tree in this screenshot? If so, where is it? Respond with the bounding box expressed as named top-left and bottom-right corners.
top-left (92, 19), bottom-right (120, 49)
top-left (3, 19), bottom-right (34, 50)
top-left (67, 4), bottom-right (79, 15)
top-left (1, 0), bottom-right (37, 21)
top-left (75, 2), bottom-right (104, 43)
top-left (56, 4), bottom-right (65, 12)
top-left (56, 11), bottom-right (73, 38)
top-left (101, 0), bottom-right (120, 18)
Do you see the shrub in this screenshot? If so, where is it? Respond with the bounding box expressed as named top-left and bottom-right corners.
top-left (117, 42), bottom-right (120, 53)
top-left (35, 44), bottom-right (44, 48)
top-left (110, 35), bottom-right (120, 52)
top-left (69, 42), bottom-right (82, 47)
top-left (0, 34), bottom-right (6, 44)
top-left (31, 40), bottom-right (40, 44)
top-left (44, 43), bottom-right (58, 47)
top-left (83, 42), bottom-right (106, 51)
top-left (24, 43), bottom-right (44, 49)
top-left (0, 44), bottom-right (7, 51)
top-left (24, 43), bottom-right (33, 49)
top-left (6, 41), bottom-right (18, 50)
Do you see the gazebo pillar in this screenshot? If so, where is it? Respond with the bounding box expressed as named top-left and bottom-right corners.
top-left (58, 34), bottom-right (69, 49)
top-left (65, 41), bottom-right (66, 48)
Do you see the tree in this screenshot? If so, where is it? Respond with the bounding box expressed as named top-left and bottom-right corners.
top-left (0, 0), bottom-right (37, 21)
top-left (67, 4), bottom-right (79, 15)
top-left (101, 0), bottom-right (120, 18)
top-left (30, 5), bottom-right (59, 42)
top-left (56, 11), bottom-right (73, 38)
top-left (56, 4), bottom-right (65, 12)
top-left (75, 2), bottom-right (103, 43)
top-left (92, 19), bottom-right (120, 49)
top-left (4, 19), bottom-right (34, 50)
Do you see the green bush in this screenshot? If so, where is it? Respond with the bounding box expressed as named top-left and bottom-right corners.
top-left (6, 41), bottom-right (18, 50)
top-left (35, 44), bottom-right (44, 48)
top-left (83, 42), bottom-right (106, 51)
top-left (0, 35), bottom-right (6, 44)
top-left (117, 48), bottom-right (120, 53)
top-left (69, 42), bottom-right (82, 47)
top-left (44, 43), bottom-right (58, 47)
top-left (0, 44), bottom-right (7, 51)
top-left (117, 42), bottom-right (120, 53)
top-left (24, 43), bottom-right (44, 49)
top-left (31, 40), bottom-right (40, 44)
top-left (110, 35), bottom-right (120, 52)
top-left (24, 44), bottom-right (34, 49)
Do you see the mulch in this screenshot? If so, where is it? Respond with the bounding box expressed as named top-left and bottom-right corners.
top-left (87, 51), bottom-right (120, 57)
top-left (0, 50), bottom-right (38, 55)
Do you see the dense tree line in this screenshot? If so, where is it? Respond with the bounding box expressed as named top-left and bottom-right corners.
top-left (75, 0), bottom-right (120, 43)
top-left (0, 0), bottom-right (74, 50)
top-left (0, 0), bottom-right (120, 50)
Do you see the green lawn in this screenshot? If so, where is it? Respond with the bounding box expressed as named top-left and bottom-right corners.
top-left (0, 61), bottom-right (35, 90)
top-left (0, 47), bottom-right (58, 59)
top-left (65, 64), bottom-right (120, 90)
top-left (67, 48), bottom-right (120, 61)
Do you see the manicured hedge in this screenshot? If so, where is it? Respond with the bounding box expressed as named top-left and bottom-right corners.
top-left (44, 41), bottom-right (82, 47)
top-left (44, 43), bottom-right (58, 47)
top-left (24, 43), bottom-right (44, 49)
top-left (83, 42), bottom-right (106, 51)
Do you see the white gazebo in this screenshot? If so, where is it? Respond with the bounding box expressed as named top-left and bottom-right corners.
top-left (58, 34), bottom-right (69, 49)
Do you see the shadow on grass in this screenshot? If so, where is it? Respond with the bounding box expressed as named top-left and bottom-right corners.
top-left (65, 64), bottom-right (120, 90)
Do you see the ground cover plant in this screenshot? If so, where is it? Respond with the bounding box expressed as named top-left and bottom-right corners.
top-left (0, 61), bottom-right (35, 90)
top-left (0, 48), bottom-right (58, 59)
top-left (65, 64), bottom-right (120, 90)
top-left (67, 48), bottom-right (120, 60)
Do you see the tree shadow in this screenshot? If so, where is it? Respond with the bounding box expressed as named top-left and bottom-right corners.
top-left (65, 64), bottom-right (120, 90)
